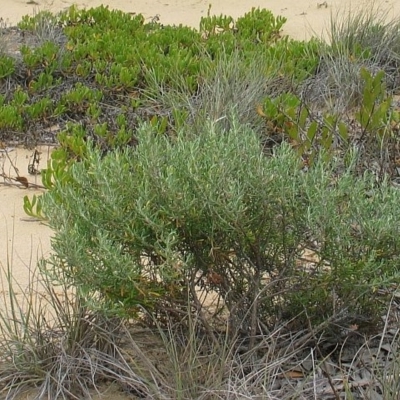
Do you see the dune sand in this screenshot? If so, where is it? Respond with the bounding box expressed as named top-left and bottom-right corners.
top-left (1, 0), bottom-right (400, 40)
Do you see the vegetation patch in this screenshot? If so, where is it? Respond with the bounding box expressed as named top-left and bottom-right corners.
top-left (1, 4), bottom-right (400, 399)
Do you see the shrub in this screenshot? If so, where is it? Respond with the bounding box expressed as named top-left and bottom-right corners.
top-left (36, 118), bottom-right (400, 339)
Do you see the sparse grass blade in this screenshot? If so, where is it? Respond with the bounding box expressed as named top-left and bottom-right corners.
top-left (0, 255), bottom-right (158, 399)
top-left (302, 4), bottom-right (400, 113)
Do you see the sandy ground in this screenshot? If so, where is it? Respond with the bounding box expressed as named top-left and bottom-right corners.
top-left (0, 0), bottom-right (399, 40)
top-left (0, 146), bottom-right (53, 294)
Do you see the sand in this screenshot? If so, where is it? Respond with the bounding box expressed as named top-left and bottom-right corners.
top-left (0, 146), bottom-right (53, 294)
top-left (1, 0), bottom-right (399, 40)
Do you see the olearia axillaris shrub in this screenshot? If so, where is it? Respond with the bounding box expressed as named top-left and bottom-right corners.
top-left (37, 118), bottom-right (400, 335)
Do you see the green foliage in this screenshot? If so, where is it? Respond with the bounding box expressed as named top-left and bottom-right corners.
top-left (351, 68), bottom-right (400, 180)
top-left (25, 97), bottom-right (53, 119)
top-left (59, 82), bottom-right (103, 114)
top-left (271, 37), bottom-right (320, 81)
top-left (6, 7), bottom-right (400, 400)
top-left (262, 92), bottom-right (301, 129)
top-left (15, 3), bottom-right (400, 337)
top-left (199, 6), bottom-right (318, 81)
top-left (199, 13), bottom-right (234, 37)
top-left (21, 41), bottom-right (60, 72)
top-left (18, 10), bottom-right (59, 32)
top-left (259, 67), bottom-right (400, 177)
top-left (37, 120), bottom-right (400, 334)
top-left (283, 158), bottom-right (400, 328)
top-left (11, 87), bottom-right (29, 109)
top-left (0, 55), bottom-right (15, 79)
top-left (355, 68), bottom-right (392, 139)
top-left (235, 7), bottom-right (286, 42)
top-left (0, 104), bottom-right (24, 130)
top-left (0, 5), bottom-right (321, 145)
top-left (260, 93), bottom-right (347, 165)
top-left (23, 194), bottom-right (45, 219)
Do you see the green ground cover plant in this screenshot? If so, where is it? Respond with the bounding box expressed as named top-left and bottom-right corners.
top-left (0, 5), bottom-right (319, 146)
top-left (1, 3), bottom-right (400, 399)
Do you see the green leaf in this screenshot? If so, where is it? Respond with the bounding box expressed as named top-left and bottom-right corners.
top-left (306, 121), bottom-right (318, 143)
top-left (298, 108), bottom-right (308, 129)
top-left (23, 194), bottom-right (45, 220)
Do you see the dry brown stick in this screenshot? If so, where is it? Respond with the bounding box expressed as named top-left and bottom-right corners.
top-left (188, 272), bottom-right (220, 347)
top-left (0, 147), bottom-right (46, 189)
top-left (2, 147), bottom-right (20, 177)
top-left (0, 173), bottom-right (45, 189)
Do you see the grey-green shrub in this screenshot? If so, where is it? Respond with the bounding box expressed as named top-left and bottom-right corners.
top-left (41, 120), bottom-right (400, 336)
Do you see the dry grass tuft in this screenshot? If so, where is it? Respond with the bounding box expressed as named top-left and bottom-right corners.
top-left (302, 5), bottom-right (400, 113)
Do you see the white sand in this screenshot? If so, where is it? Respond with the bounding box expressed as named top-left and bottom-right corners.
top-left (2, 0), bottom-right (400, 40)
